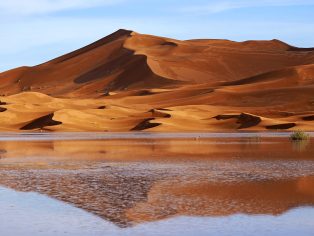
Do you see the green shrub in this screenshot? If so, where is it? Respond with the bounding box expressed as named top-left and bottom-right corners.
top-left (290, 130), bottom-right (310, 141)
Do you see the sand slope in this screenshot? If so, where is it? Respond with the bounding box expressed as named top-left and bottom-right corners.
top-left (0, 29), bottom-right (314, 131)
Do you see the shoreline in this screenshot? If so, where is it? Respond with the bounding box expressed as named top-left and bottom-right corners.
top-left (0, 131), bottom-right (312, 141)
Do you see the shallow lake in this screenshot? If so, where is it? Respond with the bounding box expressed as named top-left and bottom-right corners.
top-left (0, 132), bottom-right (313, 236)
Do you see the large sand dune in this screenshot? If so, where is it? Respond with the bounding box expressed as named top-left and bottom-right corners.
top-left (0, 29), bottom-right (314, 131)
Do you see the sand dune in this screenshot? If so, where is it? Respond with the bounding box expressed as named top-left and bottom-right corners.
top-left (0, 29), bottom-right (314, 131)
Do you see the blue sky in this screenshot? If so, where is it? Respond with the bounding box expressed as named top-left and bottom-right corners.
top-left (0, 0), bottom-right (313, 71)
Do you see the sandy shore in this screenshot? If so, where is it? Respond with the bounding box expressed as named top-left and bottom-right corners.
top-left (0, 131), bottom-right (311, 141)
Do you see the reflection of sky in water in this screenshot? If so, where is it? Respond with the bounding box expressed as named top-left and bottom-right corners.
top-left (0, 134), bottom-right (313, 235)
top-left (1, 187), bottom-right (313, 236)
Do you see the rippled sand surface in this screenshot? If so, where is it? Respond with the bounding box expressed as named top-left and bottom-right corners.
top-left (0, 133), bottom-right (313, 235)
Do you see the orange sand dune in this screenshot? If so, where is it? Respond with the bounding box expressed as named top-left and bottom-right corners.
top-left (0, 29), bottom-right (314, 131)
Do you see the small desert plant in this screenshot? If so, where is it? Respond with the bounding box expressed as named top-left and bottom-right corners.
top-left (290, 130), bottom-right (310, 141)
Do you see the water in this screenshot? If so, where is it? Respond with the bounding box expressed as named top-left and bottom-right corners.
top-left (0, 133), bottom-right (313, 235)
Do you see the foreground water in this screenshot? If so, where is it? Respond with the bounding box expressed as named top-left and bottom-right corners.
top-left (0, 133), bottom-right (313, 235)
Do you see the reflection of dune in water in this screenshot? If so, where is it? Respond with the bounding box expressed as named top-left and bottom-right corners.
top-left (0, 136), bottom-right (313, 162)
top-left (0, 137), bottom-right (313, 227)
top-left (291, 139), bottom-right (311, 152)
top-left (126, 177), bottom-right (314, 224)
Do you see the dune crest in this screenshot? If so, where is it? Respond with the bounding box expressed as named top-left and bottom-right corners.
top-left (0, 29), bottom-right (314, 131)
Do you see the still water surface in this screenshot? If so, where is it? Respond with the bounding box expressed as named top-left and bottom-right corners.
top-left (0, 133), bottom-right (313, 235)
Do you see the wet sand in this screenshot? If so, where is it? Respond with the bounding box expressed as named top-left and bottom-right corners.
top-left (0, 133), bottom-right (313, 235)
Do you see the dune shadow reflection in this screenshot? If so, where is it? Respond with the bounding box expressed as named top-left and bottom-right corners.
top-left (0, 136), bottom-right (313, 227)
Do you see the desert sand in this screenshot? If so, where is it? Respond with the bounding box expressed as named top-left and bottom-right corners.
top-left (0, 29), bottom-right (314, 131)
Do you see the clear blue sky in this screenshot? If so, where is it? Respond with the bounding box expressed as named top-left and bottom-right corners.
top-left (0, 0), bottom-right (313, 71)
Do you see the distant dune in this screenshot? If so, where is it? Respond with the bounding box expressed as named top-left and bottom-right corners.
top-left (0, 29), bottom-right (314, 131)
